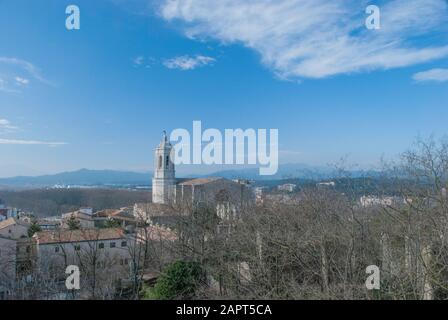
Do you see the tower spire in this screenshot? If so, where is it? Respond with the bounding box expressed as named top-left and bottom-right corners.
top-left (152, 131), bottom-right (176, 204)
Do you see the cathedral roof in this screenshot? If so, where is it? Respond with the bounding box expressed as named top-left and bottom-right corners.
top-left (177, 177), bottom-right (224, 186)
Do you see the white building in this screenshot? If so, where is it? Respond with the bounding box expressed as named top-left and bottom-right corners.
top-left (359, 195), bottom-right (405, 208)
top-left (277, 183), bottom-right (297, 192)
top-left (150, 132), bottom-right (254, 212)
top-left (317, 181), bottom-right (336, 187)
top-left (33, 228), bottom-right (132, 297)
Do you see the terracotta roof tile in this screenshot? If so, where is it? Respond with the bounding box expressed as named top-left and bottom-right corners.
top-left (34, 228), bottom-right (125, 245)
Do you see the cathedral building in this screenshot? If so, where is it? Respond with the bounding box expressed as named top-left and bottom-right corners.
top-left (142, 133), bottom-right (254, 221)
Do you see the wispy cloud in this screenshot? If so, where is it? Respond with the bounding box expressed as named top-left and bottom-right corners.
top-left (0, 119), bottom-right (18, 132)
top-left (0, 78), bottom-right (19, 93)
top-left (163, 55), bottom-right (215, 70)
top-left (159, 0), bottom-right (448, 80)
top-left (132, 55), bottom-right (157, 68)
top-left (0, 119), bottom-right (66, 146)
top-left (413, 68), bottom-right (448, 83)
top-left (15, 76), bottom-right (29, 86)
top-left (133, 56), bottom-right (145, 66)
top-left (0, 57), bottom-right (49, 83)
top-left (0, 57), bottom-right (52, 93)
top-left (0, 138), bottom-right (67, 146)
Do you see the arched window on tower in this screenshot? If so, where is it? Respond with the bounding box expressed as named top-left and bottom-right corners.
top-left (158, 156), bottom-right (162, 169)
top-left (166, 155), bottom-right (170, 169)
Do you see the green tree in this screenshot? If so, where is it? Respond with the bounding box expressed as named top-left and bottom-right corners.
top-left (142, 261), bottom-right (204, 300)
top-left (67, 215), bottom-right (81, 230)
top-left (103, 218), bottom-right (121, 229)
top-left (28, 221), bottom-right (42, 237)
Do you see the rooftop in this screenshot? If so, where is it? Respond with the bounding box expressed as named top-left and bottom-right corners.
top-left (34, 228), bottom-right (125, 245)
top-left (177, 177), bottom-right (223, 186)
top-left (134, 203), bottom-right (179, 217)
top-left (95, 208), bottom-right (134, 221)
top-left (0, 217), bottom-right (30, 230)
top-left (62, 210), bottom-right (94, 220)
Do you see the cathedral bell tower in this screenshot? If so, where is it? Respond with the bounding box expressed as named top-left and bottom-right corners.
top-left (152, 131), bottom-right (176, 204)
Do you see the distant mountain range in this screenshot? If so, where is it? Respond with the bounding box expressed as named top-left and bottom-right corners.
top-left (0, 169), bottom-right (152, 187)
top-left (0, 165), bottom-right (380, 188)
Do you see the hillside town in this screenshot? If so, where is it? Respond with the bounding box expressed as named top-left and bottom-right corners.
top-left (0, 135), bottom-right (256, 299)
top-left (1, 138), bottom-right (447, 300)
top-left (0, 201), bottom-right (179, 299)
top-left (1, 134), bottom-right (423, 300)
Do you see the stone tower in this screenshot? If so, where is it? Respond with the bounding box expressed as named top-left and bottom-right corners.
top-left (152, 131), bottom-right (176, 204)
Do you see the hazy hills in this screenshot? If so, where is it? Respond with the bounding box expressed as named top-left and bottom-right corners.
top-left (0, 164), bottom-right (379, 188)
top-left (0, 169), bottom-right (152, 188)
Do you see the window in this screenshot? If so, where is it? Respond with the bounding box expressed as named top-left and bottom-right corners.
top-left (121, 241), bottom-right (127, 247)
top-left (99, 243), bottom-right (104, 249)
top-left (158, 156), bottom-right (162, 169)
top-left (119, 259), bottom-right (129, 266)
top-left (54, 246), bottom-right (60, 253)
top-left (110, 242), bottom-right (116, 248)
top-left (166, 155), bottom-right (170, 169)
top-left (74, 245), bottom-right (81, 251)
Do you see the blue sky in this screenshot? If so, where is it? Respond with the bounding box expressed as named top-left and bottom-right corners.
top-left (1, 0), bottom-right (448, 177)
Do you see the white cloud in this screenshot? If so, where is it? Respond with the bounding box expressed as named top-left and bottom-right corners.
top-left (163, 55), bottom-right (215, 70)
top-left (0, 119), bottom-right (18, 131)
top-left (159, 0), bottom-right (448, 79)
top-left (133, 56), bottom-right (145, 66)
top-left (15, 77), bottom-right (29, 86)
top-left (0, 57), bottom-right (52, 93)
top-left (0, 138), bottom-right (67, 146)
top-left (413, 68), bottom-right (448, 83)
top-left (0, 57), bottom-right (49, 84)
